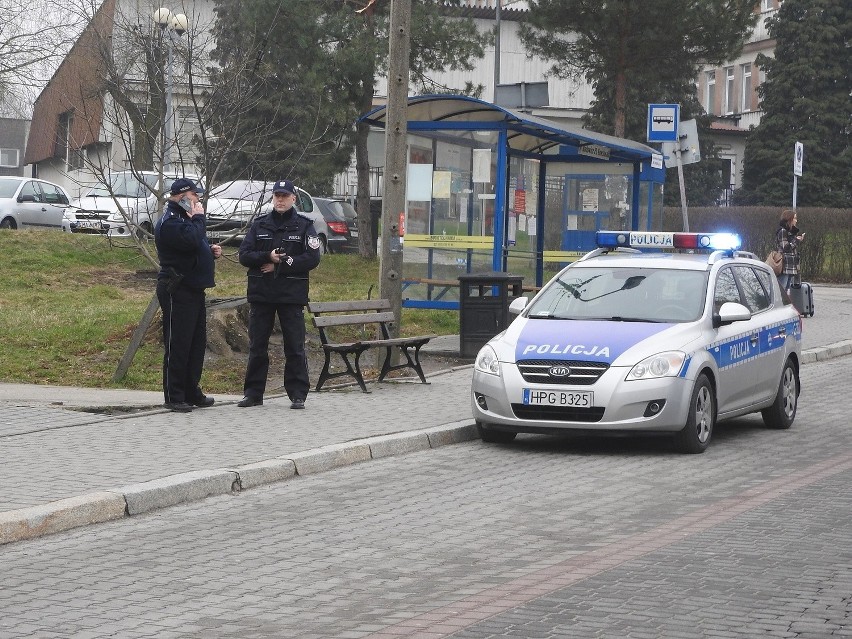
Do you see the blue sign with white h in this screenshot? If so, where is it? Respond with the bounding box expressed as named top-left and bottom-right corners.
top-left (647, 104), bottom-right (679, 142)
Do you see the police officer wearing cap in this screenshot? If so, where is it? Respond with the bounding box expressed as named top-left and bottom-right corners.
top-left (237, 179), bottom-right (321, 409)
top-left (155, 177), bottom-right (223, 412)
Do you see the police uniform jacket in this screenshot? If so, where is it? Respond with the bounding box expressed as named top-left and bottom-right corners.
top-left (155, 200), bottom-right (216, 289)
top-left (238, 206), bottom-right (321, 305)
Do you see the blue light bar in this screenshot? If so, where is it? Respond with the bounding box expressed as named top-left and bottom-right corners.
top-left (595, 231), bottom-right (741, 251)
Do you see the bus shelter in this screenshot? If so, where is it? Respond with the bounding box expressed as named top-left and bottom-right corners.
top-left (360, 95), bottom-right (665, 309)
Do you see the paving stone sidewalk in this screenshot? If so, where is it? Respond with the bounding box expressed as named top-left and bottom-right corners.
top-left (1, 286), bottom-right (850, 545)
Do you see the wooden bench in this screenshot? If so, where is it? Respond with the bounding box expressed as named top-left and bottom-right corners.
top-left (308, 299), bottom-right (436, 392)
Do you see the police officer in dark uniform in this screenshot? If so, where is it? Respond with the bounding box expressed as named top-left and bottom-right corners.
top-left (155, 177), bottom-right (222, 412)
top-left (237, 180), bottom-right (322, 409)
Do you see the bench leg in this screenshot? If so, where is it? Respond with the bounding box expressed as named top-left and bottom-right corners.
top-left (378, 344), bottom-right (428, 384)
top-left (315, 349), bottom-right (335, 392)
top-left (316, 347), bottom-right (371, 393)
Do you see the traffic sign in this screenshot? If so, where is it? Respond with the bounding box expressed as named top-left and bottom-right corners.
top-left (647, 104), bottom-right (679, 142)
top-left (793, 141), bottom-right (804, 177)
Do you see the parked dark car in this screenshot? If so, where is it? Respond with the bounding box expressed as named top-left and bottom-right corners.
top-left (314, 198), bottom-right (358, 253)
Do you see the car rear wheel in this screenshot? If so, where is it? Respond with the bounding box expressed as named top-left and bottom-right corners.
top-left (761, 359), bottom-right (797, 429)
top-left (675, 373), bottom-right (714, 454)
top-left (0, 217), bottom-right (16, 229)
top-left (477, 421), bottom-right (517, 444)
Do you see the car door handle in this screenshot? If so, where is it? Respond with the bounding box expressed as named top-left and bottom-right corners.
top-left (750, 334), bottom-right (759, 347)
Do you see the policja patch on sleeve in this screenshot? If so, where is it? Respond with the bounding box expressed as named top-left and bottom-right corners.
top-left (307, 236), bottom-right (322, 250)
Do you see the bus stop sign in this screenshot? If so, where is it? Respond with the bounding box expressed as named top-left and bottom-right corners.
top-left (647, 104), bottom-right (679, 143)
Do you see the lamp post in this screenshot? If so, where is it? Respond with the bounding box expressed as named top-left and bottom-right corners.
top-left (153, 8), bottom-right (187, 173)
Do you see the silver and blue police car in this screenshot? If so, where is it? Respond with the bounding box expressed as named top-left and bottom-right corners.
top-left (471, 231), bottom-right (802, 453)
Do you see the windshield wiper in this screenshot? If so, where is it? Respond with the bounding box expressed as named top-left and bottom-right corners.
top-left (608, 316), bottom-right (662, 323)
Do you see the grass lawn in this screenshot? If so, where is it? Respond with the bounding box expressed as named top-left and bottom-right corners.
top-left (0, 230), bottom-right (458, 393)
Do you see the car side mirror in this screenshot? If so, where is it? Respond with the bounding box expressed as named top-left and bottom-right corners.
top-left (18, 194), bottom-right (37, 203)
top-left (509, 297), bottom-right (528, 315)
top-left (713, 301), bottom-right (752, 328)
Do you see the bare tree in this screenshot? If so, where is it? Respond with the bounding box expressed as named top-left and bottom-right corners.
top-left (0, 0), bottom-right (89, 115)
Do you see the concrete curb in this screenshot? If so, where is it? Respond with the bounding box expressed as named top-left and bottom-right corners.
top-left (801, 340), bottom-right (852, 364)
top-left (0, 421), bottom-right (479, 546)
top-left (0, 492), bottom-right (127, 545)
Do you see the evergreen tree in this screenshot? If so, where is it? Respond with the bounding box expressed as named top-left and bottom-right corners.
top-left (520, 0), bottom-right (756, 208)
top-left (737, 0), bottom-right (851, 207)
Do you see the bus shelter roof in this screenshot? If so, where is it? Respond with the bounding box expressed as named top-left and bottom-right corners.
top-left (360, 95), bottom-right (659, 163)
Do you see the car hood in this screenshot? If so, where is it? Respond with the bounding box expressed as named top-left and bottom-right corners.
top-left (72, 195), bottom-right (135, 214)
top-left (490, 317), bottom-right (702, 366)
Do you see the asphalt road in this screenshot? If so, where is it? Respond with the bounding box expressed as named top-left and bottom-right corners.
top-left (2, 355), bottom-right (850, 638)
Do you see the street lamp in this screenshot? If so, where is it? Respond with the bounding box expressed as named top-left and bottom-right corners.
top-left (153, 8), bottom-right (187, 173)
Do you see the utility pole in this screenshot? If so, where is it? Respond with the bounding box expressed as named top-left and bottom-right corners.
top-left (493, 0), bottom-right (501, 101)
top-left (380, 0), bottom-right (411, 335)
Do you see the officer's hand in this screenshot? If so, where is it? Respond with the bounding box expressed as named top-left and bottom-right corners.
top-left (210, 244), bottom-right (222, 259)
top-left (191, 201), bottom-right (204, 217)
top-left (270, 250), bottom-right (281, 263)
top-left (260, 263), bottom-right (275, 274)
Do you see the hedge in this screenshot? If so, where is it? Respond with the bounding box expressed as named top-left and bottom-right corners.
top-left (661, 206), bottom-right (852, 283)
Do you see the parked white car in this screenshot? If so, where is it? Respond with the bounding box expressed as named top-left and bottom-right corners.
top-left (205, 179), bottom-right (329, 251)
top-left (0, 176), bottom-right (72, 232)
top-left (67, 171), bottom-right (199, 239)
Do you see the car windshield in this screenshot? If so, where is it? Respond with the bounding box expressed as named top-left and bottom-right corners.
top-left (210, 180), bottom-right (269, 202)
top-left (0, 179), bottom-right (21, 198)
top-left (527, 267), bottom-right (708, 323)
top-left (87, 174), bottom-right (148, 198)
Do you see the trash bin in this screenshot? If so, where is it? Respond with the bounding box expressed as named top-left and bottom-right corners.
top-left (458, 272), bottom-right (524, 358)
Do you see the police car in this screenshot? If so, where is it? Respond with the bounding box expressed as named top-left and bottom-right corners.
top-left (471, 231), bottom-right (802, 453)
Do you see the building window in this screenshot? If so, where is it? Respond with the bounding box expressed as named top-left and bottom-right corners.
top-left (55, 112), bottom-right (71, 161)
top-left (174, 106), bottom-right (199, 155)
top-left (705, 71), bottom-right (716, 115)
top-left (761, 0), bottom-right (773, 11)
top-left (68, 148), bottom-right (85, 171)
top-left (725, 67), bottom-right (735, 114)
top-left (741, 64), bottom-right (752, 112)
top-left (0, 148), bottom-right (19, 168)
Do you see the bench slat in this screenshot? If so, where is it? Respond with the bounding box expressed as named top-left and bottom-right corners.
top-left (308, 299), bottom-right (390, 314)
top-left (312, 311), bottom-right (396, 328)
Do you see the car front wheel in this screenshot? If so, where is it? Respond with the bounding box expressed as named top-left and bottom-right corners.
top-left (675, 373), bottom-right (715, 454)
top-left (0, 217), bottom-right (16, 229)
top-left (477, 421), bottom-right (517, 444)
top-left (761, 359), bottom-right (798, 430)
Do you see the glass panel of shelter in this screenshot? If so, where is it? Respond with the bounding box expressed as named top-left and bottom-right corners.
top-left (399, 128), bottom-right (662, 309)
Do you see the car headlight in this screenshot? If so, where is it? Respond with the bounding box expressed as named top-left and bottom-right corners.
top-left (474, 344), bottom-right (501, 376)
top-left (627, 351), bottom-right (686, 380)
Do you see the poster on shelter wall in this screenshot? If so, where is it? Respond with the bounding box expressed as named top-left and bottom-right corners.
top-left (432, 171), bottom-right (451, 199)
top-left (582, 188), bottom-right (599, 211)
top-left (407, 164), bottom-right (433, 201)
top-left (436, 143), bottom-right (463, 170)
top-left (473, 149), bottom-right (492, 183)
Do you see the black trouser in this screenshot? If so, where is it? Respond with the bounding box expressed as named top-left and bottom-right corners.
top-left (156, 281), bottom-right (207, 404)
top-left (243, 303), bottom-right (310, 401)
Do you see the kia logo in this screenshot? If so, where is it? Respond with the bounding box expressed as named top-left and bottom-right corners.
top-left (549, 366), bottom-right (571, 377)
